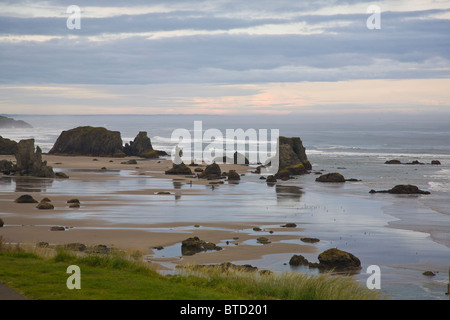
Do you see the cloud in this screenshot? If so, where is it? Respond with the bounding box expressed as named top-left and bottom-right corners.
top-left (0, 0), bottom-right (449, 114)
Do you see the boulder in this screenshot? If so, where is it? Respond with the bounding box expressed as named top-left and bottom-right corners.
top-left (0, 136), bottom-right (18, 155)
top-left (315, 172), bottom-right (345, 183)
top-left (289, 254), bottom-right (309, 266)
top-left (384, 160), bottom-right (402, 164)
top-left (317, 248), bottom-right (361, 271)
top-left (266, 175), bottom-right (277, 183)
top-left (50, 226), bottom-right (65, 231)
top-left (181, 237), bottom-right (222, 256)
top-left (199, 163), bottom-right (221, 179)
top-left (0, 218), bottom-right (4, 227)
top-left (14, 139), bottom-right (55, 178)
top-left (300, 237), bottom-right (320, 244)
top-left (227, 170), bottom-right (240, 181)
top-left (123, 131), bottom-right (153, 156)
top-left (15, 194), bottom-right (38, 203)
top-left (49, 126), bottom-right (123, 156)
top-left (36, 200), bottom-right (54, 210)
top-left (370, 184), bottom-right (430, 195)
top-left (431, 160), bottom-right (441, 165)
top-left (55, 172), bottom-right (69, 179)
top-left (165, 163), bottom-right (192, 175)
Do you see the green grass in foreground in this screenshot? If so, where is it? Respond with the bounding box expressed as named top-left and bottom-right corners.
top-left (0, 246), bottom-right (382, 300)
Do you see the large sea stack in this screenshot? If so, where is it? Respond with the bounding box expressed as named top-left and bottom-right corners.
top-left (49, 126), bottom-right (123, 156)
top-left (123, 131), bottom-right (153, 156)
top-left (274, 136), bottom-right (311, 179)
top-left (14, 139), bottom-right (55, 178)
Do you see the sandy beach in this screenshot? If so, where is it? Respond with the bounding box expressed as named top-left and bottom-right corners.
top-left (0, 154), bottom-right (317, 270)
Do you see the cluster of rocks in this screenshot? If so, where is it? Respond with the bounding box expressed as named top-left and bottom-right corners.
top-left (0, 139), bottom-right (56, 178)
top-left (181, 236), bottom-right (222, 256)
top-left (385, 159), bottom-right (441, 165)
top-left (14, 194), bottom-right (82, 209)
top-left (289, 248), bottom-right (361, 272)
top-left (49, 127), bottom-right (167, 158)
top-left (369, 184), bottom-right (430, 195)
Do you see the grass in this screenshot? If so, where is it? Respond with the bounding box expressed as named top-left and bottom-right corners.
top-left (0, 239), bottom-right (383, 300)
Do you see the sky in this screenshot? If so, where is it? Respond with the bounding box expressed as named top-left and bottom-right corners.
top-left (0, 0), bottom-right (449, 115)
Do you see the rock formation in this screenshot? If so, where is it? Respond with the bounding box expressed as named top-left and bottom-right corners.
top-left (181, 237), bottom-right (222, 256)
top-left (165, 163), bottom-right (192, 175)
top-left (316, 248), bottom-right (361, 271)
top-left (14, 139), bottom-right (55, 178)
top-left (272, 136), bottom-right (311, 179)
top-left (315, 172), bottom-right (345, 183)
top-left (49, 126), bottom-right (123, 156)
top-left (123, 131), bottom-right (153, 156)
top-left (0, 136), bottom-right (18, 155)
top-left (199, 163), bottom-right (222, 179)
top-left (369, 184), bottom-right (430, 195)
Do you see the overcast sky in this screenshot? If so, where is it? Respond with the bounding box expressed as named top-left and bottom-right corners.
top-left (0, 0), bottom-right (449, 115)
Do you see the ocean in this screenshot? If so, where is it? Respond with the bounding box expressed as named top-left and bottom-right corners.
top-left (1, 114), bottom-right (449, 300)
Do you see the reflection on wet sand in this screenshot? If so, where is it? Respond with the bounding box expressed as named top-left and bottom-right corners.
top-left (0, 176), bottom-right (54, 193)
top-left (275, 185), bottom-right (303, 203)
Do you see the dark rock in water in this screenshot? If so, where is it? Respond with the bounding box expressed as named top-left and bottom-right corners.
top-left (0, 218), bottom-right (4, 227)
top-left (199, 163), bottom-right (221, 179)
top-left (370, 184), bottom-right (430, 195)
top-left (55, 172), bottom-right (69, 179)
top-left (0, 116), bottom-right (32, 129)
top-left (227, 170), bottom-right (240, 181)
top-left (0, 136), bottom-right (18, 155)
top-left (300, 237), bottom-right (320, 244)
top-left (14, 139), bottom-right (55, 178)
top-left (384, 159), bottom-right (402, 164)
top-left (165, 163), bottom-right (192, 175)
top-left (289, 254), bottom-right (309, 266)
top-left (345, 178), bottom-right (361, 182)
top-left (49, 126), bottom-right (123, 156)
top-left (256, 237), bottom-right (271, 244)
top-left (431, 160), bottom-right (441, 165)
top-left (281, 223), bottom-right (297, 228)
top-left (266, 175), bottom-right (277, 183)
top-left (36, 201), bottom-right (54, 210)
top-left (317, 248), bottom-right (361, 271)
top-left (405, 160), bottom-right (424, 165)
top-left (123, 131), bottom-right (153, 156)
top-left (422, 271), bottom-right (436, 276)
top-left (181, 236), bottom-right (222, 256)
top-left (15, 194), bottom-right (38, 203)
top-left (315, 172), bottom-right (345, 183)
top-left (67, 199), bottom-right (80, 204)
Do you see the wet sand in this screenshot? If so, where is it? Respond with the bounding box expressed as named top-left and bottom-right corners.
top-left (0, 154), bottom-right (316, 269)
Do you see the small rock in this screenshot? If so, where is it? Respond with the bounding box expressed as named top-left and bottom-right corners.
top-left (300, 237), bottom-right (320, 244)
top-left (50, 226), bottom-right (65, 231)
top-left (431, 160), bottom-right (441, 165)
top-left (37, 201), bottom-right (54, 210)
top-left (315, 173), bottom-right (345, 183)
top-left (0, 218), bottom-right (4, 227)
top-left (289, 254), bottom-right (309, 266)
top-left (256, 237), bottom-right (271, 244)
top-left (422, 271), bottom-right (436, 276)
top-left (281, 223), bottom-right (297, 228)
top-left (15, 194), bottom-right (38, 203)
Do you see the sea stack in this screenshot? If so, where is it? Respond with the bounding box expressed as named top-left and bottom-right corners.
top-left (49, 126), bottom-right (123, 156)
